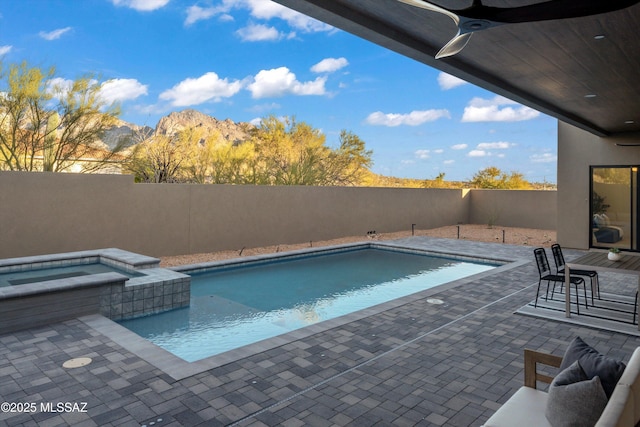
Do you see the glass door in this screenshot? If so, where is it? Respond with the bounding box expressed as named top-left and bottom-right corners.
top-left (590, 166), bottom-right (635, 251)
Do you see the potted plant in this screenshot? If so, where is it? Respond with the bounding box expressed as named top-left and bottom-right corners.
top-left (608, 247), bottom-right (622, 261)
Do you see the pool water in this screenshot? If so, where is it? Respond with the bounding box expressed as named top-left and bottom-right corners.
top-left (0, 262), bottom-right (142, 287)
top-left (119, 248), bottom-right (495, 362)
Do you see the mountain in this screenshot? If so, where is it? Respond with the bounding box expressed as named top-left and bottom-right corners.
top-left (154, 109), bottom-right (254, 144)
top-left (99, 109), bottom-right (255, 150)
top-left (100, 119), bottom-right (153, 150)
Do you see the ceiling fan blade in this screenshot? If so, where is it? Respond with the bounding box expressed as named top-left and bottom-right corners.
top-left (397, 0), bottom-right (459, 25)
top-left (399, 0), bottom-right (640, 59)
top-left (435, 31), bottom-right (472, 59)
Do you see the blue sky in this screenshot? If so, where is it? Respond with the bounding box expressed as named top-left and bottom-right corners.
top-left (0, 0), bottom-right (558, 183)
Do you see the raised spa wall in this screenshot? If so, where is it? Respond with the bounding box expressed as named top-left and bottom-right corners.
top-left (0, 248), bottom-right (190, 334)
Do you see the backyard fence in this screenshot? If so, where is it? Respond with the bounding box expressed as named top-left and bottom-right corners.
top-left (0, 171), bottom-right (557, 258)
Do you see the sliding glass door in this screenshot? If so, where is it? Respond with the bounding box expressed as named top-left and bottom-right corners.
top-left (590, 166), bottom-right (637, 251)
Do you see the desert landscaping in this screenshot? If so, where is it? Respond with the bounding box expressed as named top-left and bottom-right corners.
top-left (160, 224), bottom-right (556, 267)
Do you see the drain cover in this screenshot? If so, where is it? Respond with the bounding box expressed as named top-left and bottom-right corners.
top-left (426, 298), bottom-right (444, 305)
top-left (62, 357), bottom-right (92, 369)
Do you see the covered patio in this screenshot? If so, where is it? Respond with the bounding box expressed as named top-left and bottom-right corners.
top-left (2, 237), bottom-right (640, 426)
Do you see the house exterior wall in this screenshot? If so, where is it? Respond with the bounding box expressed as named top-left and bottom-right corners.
top-left (0, 171), bottom-right (555, 259)
top-left (557, 122), bottom-right (640, 249)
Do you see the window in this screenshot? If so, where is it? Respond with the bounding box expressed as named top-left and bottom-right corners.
top-left (590, 166), bottom-right (636, 251)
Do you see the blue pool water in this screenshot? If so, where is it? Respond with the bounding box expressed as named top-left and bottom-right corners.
top-left (119, 248), bottom-right (496, 362)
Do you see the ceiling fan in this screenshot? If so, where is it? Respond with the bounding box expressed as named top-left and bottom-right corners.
top-left (398, 0), bottom-right (640, 59)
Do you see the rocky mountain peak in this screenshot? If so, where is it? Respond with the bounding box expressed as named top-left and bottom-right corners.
top-left (154, 109), bottom-right (254, 144)
top-left (99, 110), bottom-right (255, 150)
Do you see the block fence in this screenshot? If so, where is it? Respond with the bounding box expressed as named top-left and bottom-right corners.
top-left (0, 171), bottom-right (556, 259)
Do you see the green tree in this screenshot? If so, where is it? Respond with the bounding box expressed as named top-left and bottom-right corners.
top-left (422, 172), bottom-right (448, 188)
top-left (469, 166), bottom-right (531, 189)
top-left (249, 116), bottom-right (372, 186)
top-left (125, 132), bottom-right (190, 183)
top-left (0, 60), bottom-right (124, 172)
top-left (207, 141), bottom-right (256, 184)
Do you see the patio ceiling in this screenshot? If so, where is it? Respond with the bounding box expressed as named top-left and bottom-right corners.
top-left (273, 0), bottom-right (640, 137)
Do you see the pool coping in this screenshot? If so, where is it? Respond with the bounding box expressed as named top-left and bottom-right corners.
top-left (0, 247), bottom-right (161, 272)
top-left (84, 241), bottom-right (525, 381)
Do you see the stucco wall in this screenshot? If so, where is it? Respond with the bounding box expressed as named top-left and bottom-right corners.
top-left (0, 171), bottom-right (556, 258)
top-left (469, 189), bottom-right (557, 229)
top-left (557, 122), bottom-right (640, 249)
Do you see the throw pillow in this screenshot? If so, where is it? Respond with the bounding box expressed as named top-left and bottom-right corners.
top-left (560, 336), bottom-right (626, 398)
top-left (545, 361), bottom-right (608, 427)
top-left (593, 214), bottom-right (604, 228)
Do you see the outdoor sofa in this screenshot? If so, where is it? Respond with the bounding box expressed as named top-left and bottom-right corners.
top-left (483, 337), bottom-right (640, 427)
top-left (593, 214), bottom-right (624, 244)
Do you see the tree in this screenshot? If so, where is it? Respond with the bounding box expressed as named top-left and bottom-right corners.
top-left (206, 141), bottom-right (256, 184)
top-left (0, 60), bottom-right (125, 172)
top-left (422, 172), bottom-right (448, 188)
top-left (125, 131), bottom-right (191, 183)
top-left (125, 115), bottom-right (373, 186)
top-left (469, 166), bottom-right (531, 189)
top-left (329, 130), bottom-right (373, 185)
top-left (249, 116), bottom-right (373, 186)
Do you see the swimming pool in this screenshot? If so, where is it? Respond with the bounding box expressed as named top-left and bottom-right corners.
top-left (119, 246), bottom-right (496, 362)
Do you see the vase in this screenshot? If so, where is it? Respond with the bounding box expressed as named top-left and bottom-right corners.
top-left (608, 252), bottom-right (622, 261)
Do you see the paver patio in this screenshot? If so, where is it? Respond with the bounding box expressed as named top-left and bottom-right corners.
top-left (2, 237), bottom-right (639, 426)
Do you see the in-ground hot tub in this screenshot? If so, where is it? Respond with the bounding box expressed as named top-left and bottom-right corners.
top-left (0, 248), bottom-right (190, 334)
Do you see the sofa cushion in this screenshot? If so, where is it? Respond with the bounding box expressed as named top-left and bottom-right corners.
top-left (483, 386), bottom-right (551, 427)
top-left (596, 347), bottom-right (640, 427)
top-left (595, 384), bottom-right (634, 427)
top-left (545, 361), bottom-right (608, 427)
top-left (560, 337), bottom-right (626, 398)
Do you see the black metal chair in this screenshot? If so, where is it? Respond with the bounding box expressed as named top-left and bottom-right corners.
top-left (534, 247), bottom-right (588, 314)
top-left (551, 243), bottom-right (600, 306)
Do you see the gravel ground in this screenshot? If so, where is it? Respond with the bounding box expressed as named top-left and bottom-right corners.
top-left (160, 224), bottom-right (556, 267)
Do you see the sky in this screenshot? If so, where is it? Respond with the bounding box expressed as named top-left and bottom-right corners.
top-left (0, 0), bottom-right (558, 183)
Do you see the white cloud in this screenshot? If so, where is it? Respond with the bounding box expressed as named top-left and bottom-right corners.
top-left (100, 79), bottom-right (148, 103)
top-left (437, 72), bottom-right (467, 90)
top-left (462, 95), bottom-right (540, 122)
top-left (243, 0), bottom-right (333, 33)
top-left (39, 27), bottom-right (72, 41)
top-left (365, 109), bottom-right (450, 127)
top-left (443, 160), bottom-right (455, 165)
top-left (311, 57), bottom-right (348, 73)
top-left (433, 149), bottom-right (444, 154)
top-left (185, 5), bottom-right (222, 26)
top-left (0, 45), bottom-right (12, 55)
top-left (247, 67), bottom-right (326, 98)
top-left (236, 23), bottom-right (286, 41)
top-left (476, 141), bottom-right (511, 149)
top-left (415, 149), bottom-right (430, 159)
top-left (46, 77), bottom-right (74, 95)
top-left (468, 150), bottom-right (488, 157)
top-left (111, 0), bottom-right (169, 11)
top-left (530, 153), bottom-right (557, 163)
top-left (159, 72), bottom-right (243, 106)
top-left (451, 143), bottom-right (468, 150)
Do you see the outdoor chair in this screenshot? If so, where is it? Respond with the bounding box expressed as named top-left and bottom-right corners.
top-left (551, 243), bottom-right (600, 306)
top-left (534, 247), bottom-right (588, 314)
